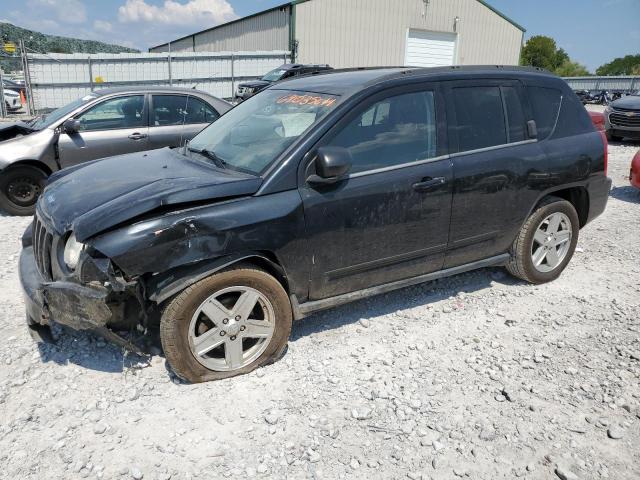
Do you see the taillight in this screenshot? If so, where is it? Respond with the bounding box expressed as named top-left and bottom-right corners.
top-left (599, 131), bottom-right (608, 176)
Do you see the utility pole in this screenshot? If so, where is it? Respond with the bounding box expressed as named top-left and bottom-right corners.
top-left (0, 68), bottom-right (6, 118)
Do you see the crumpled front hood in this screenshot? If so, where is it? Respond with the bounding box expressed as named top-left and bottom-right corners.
top-left (0, 121), bottom-right (36, 143)
top-left (611, 95), bottom-right (640, 110)
top-left (38, 147), bottom-right (262, 242)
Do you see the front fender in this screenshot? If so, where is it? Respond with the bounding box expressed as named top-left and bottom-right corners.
top-left (0, 128), bottom-right (59, 172)
top-left (89, 190), bottom-right (308, 300)
top-left (145, 252), bottom-right (285, 304)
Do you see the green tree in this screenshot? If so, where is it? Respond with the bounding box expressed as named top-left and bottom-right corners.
top-left (47, 40), bottom-right (71, 54)
top-left (521, 35), bottom-right (591, 76)
top-left (555, 59), bottom-right (590, 77)
top-left (596, 54), bottom-right (640, 75)
top-left (521, 35), bottom-right (567, 71)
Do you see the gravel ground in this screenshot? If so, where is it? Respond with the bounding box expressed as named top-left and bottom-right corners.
top-left (1, 141), bottom-right (639, 480)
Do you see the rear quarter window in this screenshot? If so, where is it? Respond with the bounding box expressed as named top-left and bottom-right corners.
top-left (527, 86), bottom-right (561, 140)
top-left (553, 90), bottom-right (595, 137)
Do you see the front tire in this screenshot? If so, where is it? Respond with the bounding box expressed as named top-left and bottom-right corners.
top-left (506, 197), bottom-right (579, 284)
top-left (0, 165), bottom-right (48, 216)
top-left (160, 265), bottom-right (292, 383)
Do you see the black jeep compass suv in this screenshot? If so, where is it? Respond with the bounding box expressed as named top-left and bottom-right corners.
top-left (20, 66), bottom-right (611, 382)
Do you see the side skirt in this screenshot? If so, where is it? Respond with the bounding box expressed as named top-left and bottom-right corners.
top-left (292, 253), bottom-right (510, 320)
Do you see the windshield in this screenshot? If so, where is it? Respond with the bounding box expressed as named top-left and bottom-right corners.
top-left (29, 94), bottom-right (98, 130)
top-left (261, 69), bottom-right (288, 82)
top-left (188, 89), bottom-right (339, 175)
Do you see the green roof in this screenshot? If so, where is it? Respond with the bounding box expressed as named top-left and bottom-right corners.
top-left (475, 0), bottom-right (525, 32)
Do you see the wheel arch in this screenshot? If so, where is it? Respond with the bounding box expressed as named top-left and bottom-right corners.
top-left (530, 185), bottom-right (590, 229)
top-left (2, 159), bottom-right (54, 176)
top-left (146, 251), bottom-right (291, 306)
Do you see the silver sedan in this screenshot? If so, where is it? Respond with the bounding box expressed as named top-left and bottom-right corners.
top-left (0, 87), bottom-right (231, 215)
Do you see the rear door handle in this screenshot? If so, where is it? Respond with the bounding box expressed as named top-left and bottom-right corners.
top-left (128, 132), bottom-right (148, 140)
top-left (412, 177), bottom-right (446, 192)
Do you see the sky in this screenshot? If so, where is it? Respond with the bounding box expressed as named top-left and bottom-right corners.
top-left (1, 0), bottom-right (638, 72)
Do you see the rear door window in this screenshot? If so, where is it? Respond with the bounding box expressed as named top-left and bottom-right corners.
top-left (152, 95), bottom-right (219, 126)
top-left (527, 86), bottom-right (561, 139)
top-left (451, 86), bottom-right (506, 151)
top-left (501, 86), bottom-right (526, 143)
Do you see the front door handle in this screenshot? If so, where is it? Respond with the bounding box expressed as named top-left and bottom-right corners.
top-left (412, 177), bottom-right (446, 192)
top-left (128, 132), bottom-right (148, 140)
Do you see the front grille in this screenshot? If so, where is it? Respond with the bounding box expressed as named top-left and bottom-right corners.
top-left (33, 215), bottom-right (54, 281)
top-left (609, 111), bottom-right (640, 128)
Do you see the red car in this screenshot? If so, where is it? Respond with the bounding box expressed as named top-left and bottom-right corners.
top-left (631, 150), bottom-right (640, 189)
top-left (588, 111), bottom-right (605, 131)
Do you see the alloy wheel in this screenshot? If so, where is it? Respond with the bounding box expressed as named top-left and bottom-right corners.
top-left (188, 286), bottom-right (275, 371)
top-left (531, 212), bottom-right (572, 273)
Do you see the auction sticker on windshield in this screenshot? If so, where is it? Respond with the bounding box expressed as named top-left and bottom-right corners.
top-left (276, 94), bottom-right (337, 107)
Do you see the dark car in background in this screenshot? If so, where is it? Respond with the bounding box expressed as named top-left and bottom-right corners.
top-left (604, 94), bottom-right (640, 141)
top-left (234, 63), bottom-right (333, 102)
top-left (19, 66), bottom-right (610, 382)
top-left (574, 89), bottom-right (590, 104)
top-left (0, 87), bottom-right (231, 215)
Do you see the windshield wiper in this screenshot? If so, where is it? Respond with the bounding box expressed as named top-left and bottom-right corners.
top-left (188, 147), bottom-right (227, 169)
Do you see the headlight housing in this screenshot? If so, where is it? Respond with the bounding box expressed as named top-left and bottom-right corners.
top-left (63, 233), bottom-right (85, 270)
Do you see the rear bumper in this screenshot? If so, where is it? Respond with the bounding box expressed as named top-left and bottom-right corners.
top-left (19, 246), bottom-right (112, 331)
top-left (586, 175), bottom-right (613, 224)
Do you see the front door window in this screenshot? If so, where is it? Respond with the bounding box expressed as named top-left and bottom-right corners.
top-left (76, 95), bottom-right (145, 131)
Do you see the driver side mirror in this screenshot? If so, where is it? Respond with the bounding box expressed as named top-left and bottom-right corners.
top-left (307, 146), bottom-right (352, 185)
top-left (63, 118), bottom-right (81, 135)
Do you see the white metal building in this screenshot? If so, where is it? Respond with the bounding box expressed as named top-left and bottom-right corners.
top-left (149, 0), bottom-right (525, 68)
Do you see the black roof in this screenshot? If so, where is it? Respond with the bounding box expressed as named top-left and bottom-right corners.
top-left (269, 65), bottom-right (557, 96)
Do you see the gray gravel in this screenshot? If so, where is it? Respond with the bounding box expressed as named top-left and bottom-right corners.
top-left (0, 142), bottom-right (639, 479)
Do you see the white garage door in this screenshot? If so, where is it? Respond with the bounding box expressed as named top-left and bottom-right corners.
top-left (405, 30), bottom-right (457, 68)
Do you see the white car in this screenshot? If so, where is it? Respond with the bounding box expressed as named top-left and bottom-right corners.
top-left (3, 89), bottom-right (21, 112)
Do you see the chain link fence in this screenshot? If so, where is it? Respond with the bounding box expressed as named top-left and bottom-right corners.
top-left (1, 49), bottom-right (290, 117)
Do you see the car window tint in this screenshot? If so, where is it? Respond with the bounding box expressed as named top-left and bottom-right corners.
top-left (452, 86), bottom-right (506, 152)
top-left (187, 96), bottom-right (219, 124)
top-left (77, 95), bottom-right (145, 131)
top-left (553, 90), bottom-right (594, 138)
top-left (328, 91), bottom-right (437, 174)
top-left (152, 95), bottom-right (219, 126)
top-left (501, 86), bottom-right (526, 143)
top-left (527, 86), bottom-right (561, 140)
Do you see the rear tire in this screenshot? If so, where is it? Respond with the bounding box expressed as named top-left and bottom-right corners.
top-left (0, 165), bottom-right (48, 216)
top-left (160, 266), bottom-right (292, 383)
top-left (506, 197), bottom-right (579, 284)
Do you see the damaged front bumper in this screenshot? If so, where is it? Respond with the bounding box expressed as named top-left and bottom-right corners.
top-left (19, 246), bottom-right (145, 353)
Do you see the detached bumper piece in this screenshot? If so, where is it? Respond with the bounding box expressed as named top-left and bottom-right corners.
top-left (19, 247), bottom-right (146, 355)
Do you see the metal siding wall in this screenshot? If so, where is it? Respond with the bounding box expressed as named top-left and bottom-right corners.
top-left (194, 8), bottom-right (290, 52)
top-left (151, 36), bottom-right (195, 53)
top-left (564, 76), bottom-right (640, 90)
top-left (27, 52), bottom-right (290, 110)
top-left (295, 0), bottom-right (522, 68)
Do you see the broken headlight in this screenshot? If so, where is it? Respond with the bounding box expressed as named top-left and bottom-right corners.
top-left (63, 233), bottom-right (85, 270)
